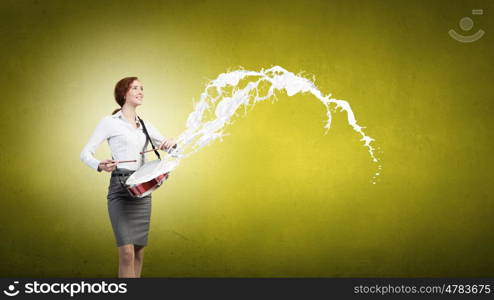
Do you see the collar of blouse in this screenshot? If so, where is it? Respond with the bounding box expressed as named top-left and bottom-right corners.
top-left (112, 110), bottom-right (140, 128)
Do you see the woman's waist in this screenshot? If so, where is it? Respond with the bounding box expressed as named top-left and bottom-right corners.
top-left (111, 168), bottom-right (136, 177)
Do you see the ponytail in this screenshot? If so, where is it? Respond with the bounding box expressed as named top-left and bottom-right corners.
top-left (112, 108), bottom-right (121, 115)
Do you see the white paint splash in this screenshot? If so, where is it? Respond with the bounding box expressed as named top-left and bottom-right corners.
top-left (139, 66), bottom-right (381, 184)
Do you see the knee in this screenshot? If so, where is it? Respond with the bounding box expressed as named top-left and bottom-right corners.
top-left (119, 246), bottom-right (135, 265)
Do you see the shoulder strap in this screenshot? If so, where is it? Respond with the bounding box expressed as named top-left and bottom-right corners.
top-left (138, 117), bottom-right (161, 160)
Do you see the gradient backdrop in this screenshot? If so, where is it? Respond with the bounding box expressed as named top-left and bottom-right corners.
top-left (0, 0), bottom-right (493, 277)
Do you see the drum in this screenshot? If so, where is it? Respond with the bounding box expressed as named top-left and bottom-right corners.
top-left (125, 160), bottom-right (170, 198)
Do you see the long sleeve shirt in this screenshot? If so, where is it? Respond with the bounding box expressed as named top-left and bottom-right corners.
top-left (80, 110), bottom-right (166, 171)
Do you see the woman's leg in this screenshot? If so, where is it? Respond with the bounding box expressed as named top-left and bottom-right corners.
top-left (134, 245), bottom-right (145, 278)
top-left (118, 244), bottom-right (135, 278)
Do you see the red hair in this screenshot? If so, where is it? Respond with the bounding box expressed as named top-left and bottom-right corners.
top-left (112, 77), bottom-right (138, 114)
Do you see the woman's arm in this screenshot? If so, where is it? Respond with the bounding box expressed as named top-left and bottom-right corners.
top-left (145, 120), bottom-right (177, 151)
top-left (80, 117), bottom-right (110, 171)
top-left (143, 120), bottom-right (170, 148)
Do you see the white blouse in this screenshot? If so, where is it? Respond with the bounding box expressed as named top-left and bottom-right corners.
top-left (80, 110), bottom-right (166, 171)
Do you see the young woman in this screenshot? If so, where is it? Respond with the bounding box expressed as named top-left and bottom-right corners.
top-left (80, 77), bottom-right (176, 278)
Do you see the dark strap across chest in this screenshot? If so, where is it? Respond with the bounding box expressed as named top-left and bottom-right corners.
top-left (138, 117), bottom-right (161, 160)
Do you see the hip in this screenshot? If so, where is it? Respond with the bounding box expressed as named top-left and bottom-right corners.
top-left (107, 169), bottom-right (152, 202)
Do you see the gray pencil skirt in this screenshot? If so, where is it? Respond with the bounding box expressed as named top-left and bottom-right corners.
top-left (107, 169), bottom-right (152, 247)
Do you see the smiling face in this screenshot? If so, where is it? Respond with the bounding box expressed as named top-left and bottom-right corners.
top-left (124, 80), bottom-right (144, 107)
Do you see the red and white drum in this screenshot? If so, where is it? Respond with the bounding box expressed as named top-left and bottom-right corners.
top-left (125, 160), bottom-right (170, 198)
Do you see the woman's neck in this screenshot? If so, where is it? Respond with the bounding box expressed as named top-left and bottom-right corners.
top-left (121, 104), bottom-right (137, 124)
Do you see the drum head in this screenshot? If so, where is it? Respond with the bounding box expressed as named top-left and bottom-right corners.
top-left (126, 160), bottom-right (162, 186)
top-left (125, 159), bottom-right (179, 186)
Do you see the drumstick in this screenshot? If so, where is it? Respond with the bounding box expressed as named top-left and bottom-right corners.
top-left (116, 160), bottom-right (137, 164)
top-left (140, 148), bottom-right (159, 154)
top-left (103, 160), bottom-right (137, 165)
top-left (140, 144), bottom-right (177, 155)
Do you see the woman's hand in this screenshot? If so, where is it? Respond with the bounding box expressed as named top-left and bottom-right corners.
top-left (159, 139), bottom-right (177, 151)
top-left (98, 159), bottom-right (117, 172)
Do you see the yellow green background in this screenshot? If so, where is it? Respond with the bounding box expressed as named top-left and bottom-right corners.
top-left (1, 0), bottom-right (493, 277)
